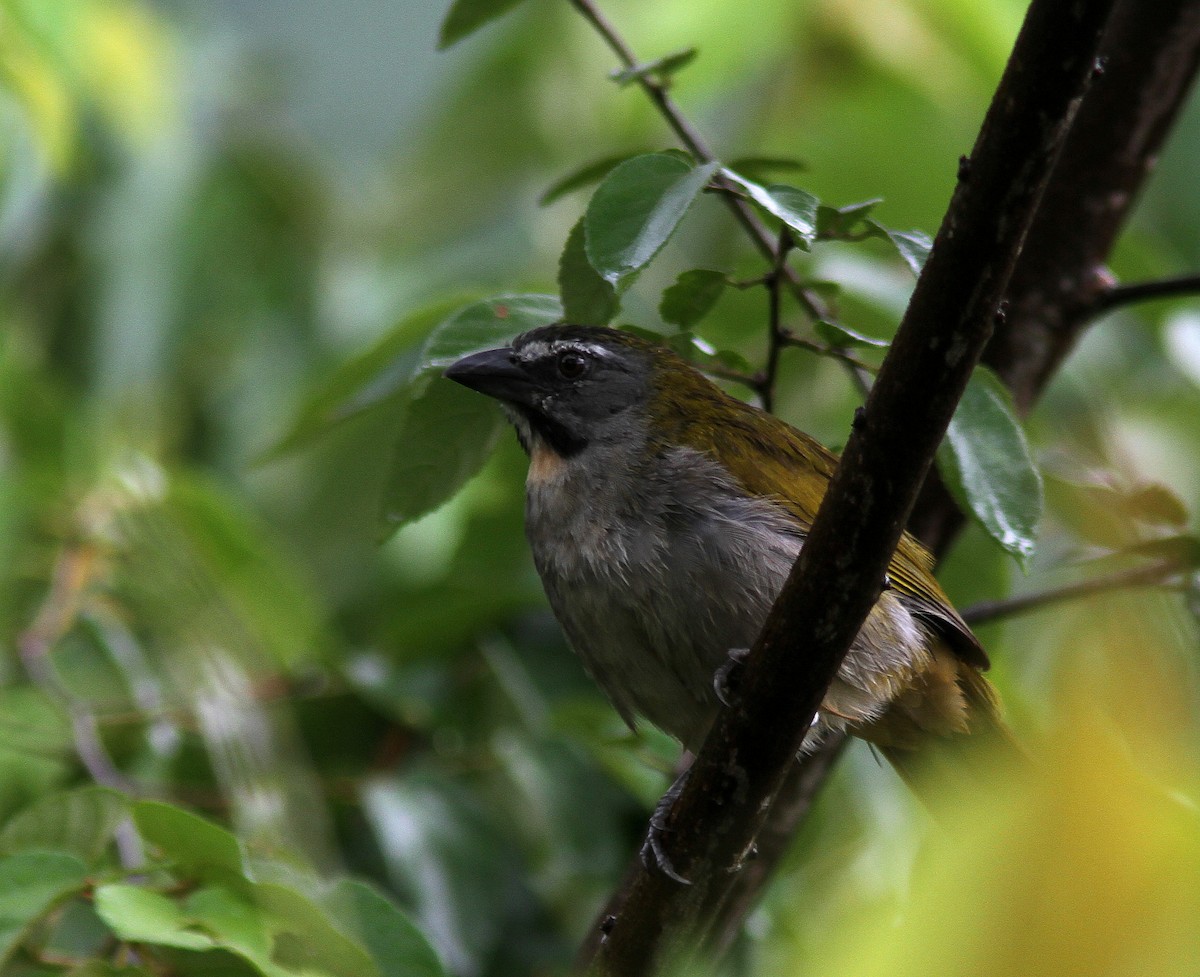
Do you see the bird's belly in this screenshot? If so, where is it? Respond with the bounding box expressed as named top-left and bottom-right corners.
top-left (525, 478), bottom-right (935, 752)
top-left (527, 496), bottom-right (796, 749)
top-left (538, 561), bottom-right (727, 748)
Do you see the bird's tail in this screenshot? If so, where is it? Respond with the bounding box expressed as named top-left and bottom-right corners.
top-left (867, 645), bottom-right (1028, 805)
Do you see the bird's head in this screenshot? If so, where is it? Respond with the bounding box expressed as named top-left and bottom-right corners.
top-left (444, 325), bottom-right (680, 461)
top-left (444, 323), bottom-right (822, 499)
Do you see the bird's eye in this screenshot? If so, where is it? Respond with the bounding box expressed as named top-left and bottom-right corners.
top-left (557, 350), bottom-right (588, 380)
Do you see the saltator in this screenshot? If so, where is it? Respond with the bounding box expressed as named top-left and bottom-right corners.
top-left (446, 324), bottom-right (1008, 780)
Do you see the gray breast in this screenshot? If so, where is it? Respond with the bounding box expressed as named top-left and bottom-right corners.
top-left (525, 445), bottom-right (801, 749)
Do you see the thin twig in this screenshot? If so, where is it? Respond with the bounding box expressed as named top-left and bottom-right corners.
top-left (703, 365), bottom-right (767, 395)
top-left (727, 274), bottom-right (771, 290)
top-left (962, 559), bottom-right (1189, 627)
top-left (1089, 272), bottom-right (1200, 316)
top-left (18, 544), bottom-right (146, 869)
top-left (760, 227), bottom-right (794, 412)
top-left (783, 336), bottom-right (879, 376)
top-left (565, 0), bottom-right (831, 324)
top-left (17, 545), bottom-right (138, 793)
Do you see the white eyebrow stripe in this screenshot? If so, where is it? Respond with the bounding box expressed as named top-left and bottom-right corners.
top-left (560, 342), bottom-right (614, 360)
top-left (516, 339), bottom-right (614, 362)
top-left (517, 341), bottom-right (553, 360)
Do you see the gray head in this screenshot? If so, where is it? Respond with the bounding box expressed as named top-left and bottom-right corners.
top-left (444, 325), bottom-right (657, 458)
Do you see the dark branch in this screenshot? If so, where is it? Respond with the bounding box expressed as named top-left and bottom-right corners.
top-left (962, 559), bottom-right (1191, 627)
top-left (974, 3), bottom-right (1200, 417)
top-left (1089, 272), bottom-right (1200, 316)
top-left (710, 0), bottom-right (1200, 961)
top-left (580, 0), bottom-right (1116, 971)
top-left (698, 733), bottom-right (849, 952)
top-left (910, 0), bottom-right (1200, 552)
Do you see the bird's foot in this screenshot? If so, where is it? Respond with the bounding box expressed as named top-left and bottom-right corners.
top-left (640, 769), bottom-right (692, 885)
top-left (713, 647), bottom-right (751, 707)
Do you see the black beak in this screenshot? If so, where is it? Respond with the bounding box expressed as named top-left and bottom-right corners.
top-left (444, 346), bottom-right (533, 405)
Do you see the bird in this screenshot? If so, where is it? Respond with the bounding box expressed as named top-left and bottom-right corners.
top-left (445, 323), bottom-right (1011, 800)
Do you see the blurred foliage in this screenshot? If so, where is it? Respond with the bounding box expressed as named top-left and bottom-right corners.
top-left (1, 0), bottom-right (1198, 974)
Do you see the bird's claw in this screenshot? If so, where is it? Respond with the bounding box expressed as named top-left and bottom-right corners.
top-left (640, 770), bottom-right (693, 885)
top-left (640, 823), bottom-right (691, 885)
top-left (713, 647), bottom-right (751, 707)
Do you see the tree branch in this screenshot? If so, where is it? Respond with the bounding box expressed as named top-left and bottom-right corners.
top-left (705, 0), bottom-right (1200, 960)
top-left (18, 544), bottom-right (147, 870)
top-left (759, 228), bottom-right (793, 413)
top-left (961, 558), bottom-right (1192, 627)
top-left (578, 0), bottom-right (1116, 971)
top-left (1089, 272), bottom-right (1200, 316)
top-left (909, 0), bottom-right (1200, 549)
top-left (782, 334), bottom-right (878, 376)
top-left (17, 544), bottom-right (139, 796)
top-left (712, 0), bottom-right (1200, 958)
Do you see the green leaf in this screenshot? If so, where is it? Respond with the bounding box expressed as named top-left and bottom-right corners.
top-left (541, 152), bottom-right (701, 207)
top-left (867, 220), bottom-right (933, 275)
top-left (665, 333), bottom-right (753, 376)
top-left (274, 294), bottom-right (557, 462)
top-left (1120, 534), bottom-right (1200, 568)
top-left (1043, 473), bottom-right (1193, 550)
top-left (609, 48), bottom-right (697, 87)
top-left (132, 801), bottom-right (244, 882)
top-left (584, 154), bottom-right (719, 286)
top-left (271, 297), bottom-right (474, 455)
top-left (324, 879), bottom-right (447, 977)
top-left (205, 882), bottom-right (379, 977)
top-left (559, 218), bottom-right (618, 326)
top-left (659, 269), bottom-right (727, 328)
top-left (0, 688), bottom-right (72, 755)
top-left (164, 476), bottom-right (330, 667)
top-left (93, 885), bottom-right (215, 952)
top-left (1123, 483), bottom-right (1190, 527)
top-left (0, 851), bottom-right (89, 965)
top-left (805, 279), bottom-right (843, 299)
top-left (816, 198), bottom-right (882, 238)
top-left (814, 319), bottom-right (890, 349)
top-left (722, 171), bottom-right (819, 249)
top-left (99, 880), bottom-right (383, 977)
top-left (37, 897), bottom-right (112, 967)
top-left (369, 294), bottom-right (560, 533)
top-left (419, 294), bottom-right (562, 377)
top-left (0, 751), bottom-right (68, 832)
top-left (937, 367), bottom-right (1043, 568)
top-left (437, 0), bottom-right (528, 49)
top-left (540, 153), bottom-right (644, 206)
top-left (380, 379), bottom-right (506, 533)
top-left (0, 787), bottom-right (128, 865)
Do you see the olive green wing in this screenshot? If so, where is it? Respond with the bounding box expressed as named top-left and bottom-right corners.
top-left (887, 535), bottom-right (989, 669)
top-left (671, 391), bottom-right (989, 669)
top-left (672, 394), bottom-right (838, 529)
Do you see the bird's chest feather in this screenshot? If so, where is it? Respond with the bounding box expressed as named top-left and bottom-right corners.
top-left (523, 443), bottom-right (802, 746)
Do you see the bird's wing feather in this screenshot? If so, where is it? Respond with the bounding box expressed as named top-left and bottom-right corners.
top-left (659, 385), bottom-right (988, 669)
